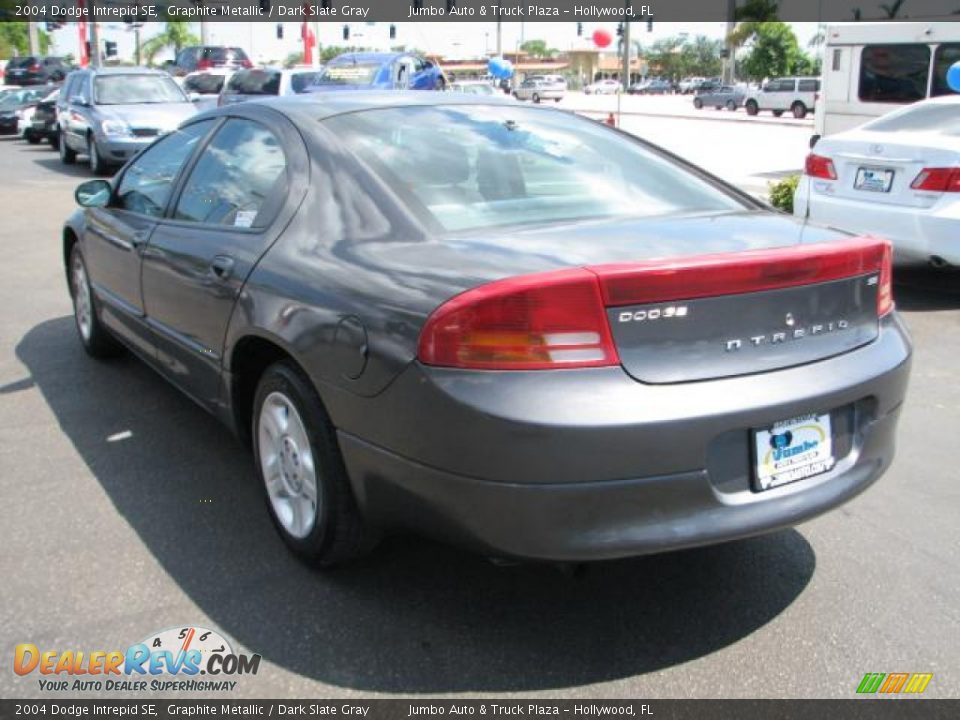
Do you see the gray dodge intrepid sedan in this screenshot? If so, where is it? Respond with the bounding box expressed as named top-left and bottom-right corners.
top-left (63, 92), bottom-right (912, 566)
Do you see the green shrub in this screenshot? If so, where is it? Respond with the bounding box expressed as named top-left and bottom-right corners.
top-left (768, 174), bottom-right (800, 213)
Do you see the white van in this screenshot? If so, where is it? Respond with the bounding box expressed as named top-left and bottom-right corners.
top-left (815, 21), bottom-right (960, 142)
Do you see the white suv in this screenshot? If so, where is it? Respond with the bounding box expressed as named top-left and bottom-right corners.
top-left (745, 77), bottom-right (820, 119)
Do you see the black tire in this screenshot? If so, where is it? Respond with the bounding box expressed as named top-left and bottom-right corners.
top-left (772, 110), bottom-right (784, 117)
top-left (791, 102), bottom-right (807, 119)
top-left (555, 97), bottom-right (561, 102)
top-left (436, 77), bottom-right (446, 92)
top-left (726, 100), bottom-right (737, 111)
top-left (745, 100), bottom-right (759, 116)
top-left (693, 97), bottom-right (703, 109)
top-left (49, 132), bottom-right (59, 150)
top-left (59, 129), bottom-right (76, 164)
top-left (68, 244), bottom-right (122, 359)
top-left (253, 361), bottom-right (368, 567)
top-left (27, 132), bottom-right (41, 145)
top-left (532, 93), bottom-right (541, 104)
top-left (714, 105), bottom-right (722, 110)
top-left (88, 135), bottom-right (109, 176)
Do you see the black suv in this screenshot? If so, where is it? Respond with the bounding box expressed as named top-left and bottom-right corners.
top-left (4, 56), bottom-right (69, 85)
top-left (168, 46), bottom-right (252, 77)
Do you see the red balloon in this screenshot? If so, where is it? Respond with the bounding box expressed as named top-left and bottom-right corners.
top-left (592, 29), bottom-right (612, 48)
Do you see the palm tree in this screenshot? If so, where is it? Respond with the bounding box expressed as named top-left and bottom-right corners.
top-left (879, 0), bottom-right (907, 17)
top-left (141, 22), bottom-right (199, 66)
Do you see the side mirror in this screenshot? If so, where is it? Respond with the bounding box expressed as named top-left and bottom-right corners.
top-left (75, 179), bottom-right (111, 208)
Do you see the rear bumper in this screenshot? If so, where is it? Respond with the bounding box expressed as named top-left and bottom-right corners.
top-left (335, 314), bottom-right (912, 561)
top-left (795, 176), bottom-right (960, 266)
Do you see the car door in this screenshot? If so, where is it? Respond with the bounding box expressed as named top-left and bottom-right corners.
top-left (410, 57), bottom-right (434, 90)
top-left (83, 120), bottom-right (215, 357)
top-left (140, 115), bottom-right (299, 409)
top-left (59, 73), bottom-right (87, 152)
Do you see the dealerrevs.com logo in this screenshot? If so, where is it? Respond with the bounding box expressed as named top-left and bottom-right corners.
top-left (14, 626), bottom-right (261, 693)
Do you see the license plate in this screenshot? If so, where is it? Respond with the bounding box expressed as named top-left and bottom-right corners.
top-left (855, 167), bottom-right (894, 193)
top-left (753, 413), bottom-right (835, 491)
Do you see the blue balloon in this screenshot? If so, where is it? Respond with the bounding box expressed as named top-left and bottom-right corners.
top-left (948, 61), bottom-right (960, 93)
top-left (501, 60), bottom-right (514, 79)
top-left (488, 57), bottom-right (505, 78)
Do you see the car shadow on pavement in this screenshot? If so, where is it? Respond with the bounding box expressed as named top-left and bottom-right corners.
top-left (31, 155), bottom-right (94, 179)
top-left (893, 268), bottom-right (960, 312)
top-left (17, 316), bottom-right (816, 693)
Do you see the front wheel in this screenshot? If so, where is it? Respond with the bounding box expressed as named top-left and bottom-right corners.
top-left (693, 97), bottom-right (703, 109)
top-left (26, 132), bottom-right (41, 145)
top-left (253, 361), bottom-right (368, 567)
top-left (791, 102), bottom-right (807, 119)
top-left (726, 100), bottom-right (737, 111)
top-left (532, 93), bottom-right (541, 104)
top-left (59, 129), bottom-right (76, 164)
top-left (69, 245), bottom-right (121, 358)
top-left (745, 100), bottom-right (759, 116)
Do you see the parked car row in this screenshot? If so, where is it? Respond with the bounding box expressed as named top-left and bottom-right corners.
top-left (691, 77), bottom-right (820, 118)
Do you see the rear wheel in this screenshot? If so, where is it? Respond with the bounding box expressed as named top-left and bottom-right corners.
top-left (59, 129), bottom-right (76, 164)
top-left (26, 132), bottom-right (41, 145)
top-left (69, 245), bottom-right (121, 358)
top-left (745, 100), bottom-right (759, 116)
top-left (253, 361), bottom-right (367, 567)
top-left (49, 132), bottom-right (59, 150)
top-left (791, 102), bottom-right (807, 119)
top-left (693, 97), bottom-right (703, 109)
top-left (88, 136), bottom-right (109, 176)
top-left (532, 93), bottom-right (541, 104)
top-left (772, 110), bottom-right (784, 117)
top-left (726, 100), bottom-right (737, 111)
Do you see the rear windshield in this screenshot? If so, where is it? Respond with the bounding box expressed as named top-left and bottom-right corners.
top-left (315, 61), bottom-right (381, 86)
top-left (204, 47), bottom-right (249, 63)
top-left (7, 57), bottom-right (37, 68)
top-left (94, 75), bottom-right (187, 104)
top-left (326, 105), bottom-right (744, 233)
top-left (864, 103), bottom-right (960, 135)
top-left (226, 70), bottom-right (280, 95)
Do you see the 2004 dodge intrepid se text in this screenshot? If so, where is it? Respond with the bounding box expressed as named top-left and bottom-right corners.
top-left (63, 92), bottom-right (912, 566)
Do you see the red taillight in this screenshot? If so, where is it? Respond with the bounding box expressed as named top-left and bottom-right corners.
top-left (910, 167), bottom-right (960, 193)
top-left (29, 63), bottom-right (41, 72)
top-left (418, 238), bottom-right (894, 371)
top-left (417, 268), bottom-right (619, 370)
top-left (197, 59), bottom-right (213, 70)
top-left (592, 236), bottom-right (891, 307)
top-left (805, 153), bottom-right (837, 179)
top-left (241, 58), bottom-right (253, 68)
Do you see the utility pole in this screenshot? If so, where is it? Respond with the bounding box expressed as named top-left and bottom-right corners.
top-left (496, 18), bottom-right (501, 56)
top-left (723, 0), bottom-right (736, 84)
top-left (89, 15), bottom-right (101, 67)
top-left (201, 21), bottom-right (210, 45)
top-left (134, 24), bottom-right (142, 65)
top-left (621, 19), bottom-right (631, 91)
top-left (28, 21), bottom-right (40, 55)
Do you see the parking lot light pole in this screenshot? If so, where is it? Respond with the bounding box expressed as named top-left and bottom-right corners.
top-left (28, 21), bottom-right (40, 56)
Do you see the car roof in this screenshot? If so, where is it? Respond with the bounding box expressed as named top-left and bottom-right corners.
top-left (216, 90), bottom-right (520, 124)
top-left (327, 52), bottom-right (407, 65)
top-left (74, 66), bottom-right (169, 76)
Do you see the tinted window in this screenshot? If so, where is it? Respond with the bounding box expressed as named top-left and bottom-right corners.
top-left (290, 72), bottom-right (321, 94)
top-left (8, 57), bottom-right (37, 69)
top-left (204, 47), bottom-right (249, 64)
top-left (116, 121), bottom-right (213, 217)
top-left (931, 43), bottom-right (960, 97)
top-left (798, 79), bottom-right (818, 92)
top-left (225, 70), bottom-right (280, 95)
top-left (327, 105), bottom-right (744, 233)
top-left (315, 61), bottom-right (381, 85)
top-left (859, 45), bottom-right (930, 103)
top-left (95, 75), bottom-right (187, 104)
top-left (184, 74), bottom-right (226, 94)
top-left (174, 119), bottom-right (287, 227)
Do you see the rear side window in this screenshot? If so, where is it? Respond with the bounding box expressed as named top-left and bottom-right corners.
top-left (184, 74), bottom-right (226, 94)
top-left (204, 47), bottom-right (249, 64)
top-left (8, 57), bottom-right (37, 68)
top-left (226, 70), bottom-right (280, 95)
top-left (290, 72), bottom-right (320, 94)
top-left (859, 44), bottom-right (930, 103)
top-left (931, 44), bottom-right (960, 97)
top-left (798, 79), bottom-right (818, 92)
top-left (174, 119), bottom-right (287, 227)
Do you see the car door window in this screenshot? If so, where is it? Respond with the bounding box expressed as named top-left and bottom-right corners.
top-left (798, 79), bottom-right (818, 92)
top-left (115, 121), bottom-right (215, 218)
top-left (173, 118), bottom-right (288, 228)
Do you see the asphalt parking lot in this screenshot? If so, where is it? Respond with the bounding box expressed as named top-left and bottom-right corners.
top-left (0, 127), bottom-right (958, 699)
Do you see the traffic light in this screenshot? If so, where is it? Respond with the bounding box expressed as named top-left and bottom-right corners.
top-left (342, 25), bottom-right (349, 41)
top-left (647, 15), bottom-right (653, 32)
top-left (616, 23), bottom-right (623, 38)
top-left (276, 23), bottom-right (283, 39)
top-left (389, 24), bottom-right (397, 40)
top-left (104, 40), bottom-right (117, 58)
top-left (45, 22), bottom-right (64, 32)
top-left (720, 48), bottom-right (730, 59)
top-left (577, 22), bottom-right (583, 37)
